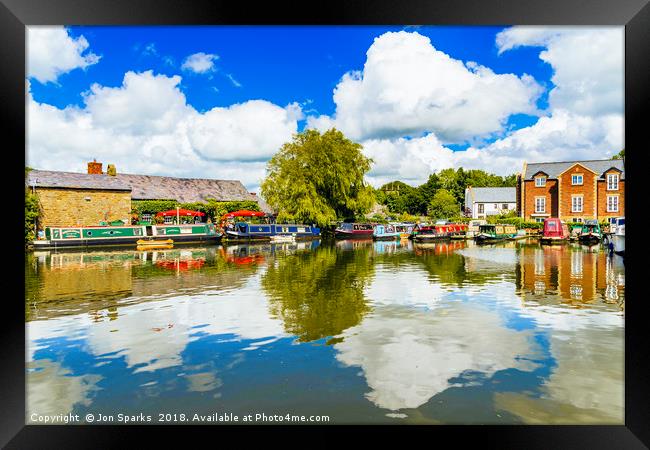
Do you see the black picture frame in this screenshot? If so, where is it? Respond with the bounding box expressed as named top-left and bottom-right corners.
top-left (4, 0), bottom-right (648, 447)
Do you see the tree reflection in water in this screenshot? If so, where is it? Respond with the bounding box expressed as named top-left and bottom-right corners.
top-left (262, 244), bottom-right (373, 342)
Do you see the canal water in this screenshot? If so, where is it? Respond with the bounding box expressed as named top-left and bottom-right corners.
top-left (25, 239), bottom-right (624, 424)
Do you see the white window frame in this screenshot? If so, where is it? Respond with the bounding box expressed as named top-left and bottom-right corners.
top-left (571, 195), bottom-right (583, 213)
top-left (535, 197), bottom-right (546, 213)
top-left (502, 204), bottom-right (509, 210)
top-left (535, 177), bottom-right (546, 187)
top-left (571, 174), bottom-right (584, 185)
top-left (478, 203), bottom-right (484, 214)
top-left (607, 173), bottom-right (619, 190)
top-left (607, 195), bottom-right (619, 212)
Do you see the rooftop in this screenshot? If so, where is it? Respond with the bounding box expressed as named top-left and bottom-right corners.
top-left (465, 187), bottom-right (516, 207)
top-left (27, 169), bottom-right (274, 214)
top-left (524, 159), bottom-right (624, 180)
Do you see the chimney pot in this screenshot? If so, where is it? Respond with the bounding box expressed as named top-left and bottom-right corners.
top-left (107, 164), bottom-right (117, 176)
top-left (87, 161), bottom-right (103, 174)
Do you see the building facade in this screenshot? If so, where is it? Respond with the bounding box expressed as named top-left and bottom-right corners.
top-left (517, 159), bottom-right (624, 223)
top-left (464, 187), bottom-right (517, 219)
top-left (27, 161), bottom-right (273, 229)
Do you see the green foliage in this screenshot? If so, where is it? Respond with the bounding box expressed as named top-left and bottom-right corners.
top-left (376, 167), bottom-right (518, 216)
top-left (25, 188), bottom-right (40, 246)
top-left (613, 149), bottom-right (625, 160)
top-left (131, 200), bottom-right (179, 216)
top-left (427, 189), bottom-right (459, 219)
top-left (261, 129), bottom-right (374, 227)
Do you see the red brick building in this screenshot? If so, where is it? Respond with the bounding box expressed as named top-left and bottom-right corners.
top-left (517, 159), bottom-right (624, 223)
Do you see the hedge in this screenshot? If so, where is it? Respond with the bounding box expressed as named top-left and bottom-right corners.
top-left (131, 199), bottom-right (261, 223)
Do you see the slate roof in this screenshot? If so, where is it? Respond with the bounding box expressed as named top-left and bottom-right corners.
top-left (27, 170), bottom-right (275, 214)
top-left (465, 187), bottom-right (516, 209)
top-left (524, 159), bottom-right (624, 180)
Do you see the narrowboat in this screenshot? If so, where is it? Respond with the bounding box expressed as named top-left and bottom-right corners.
top-left (413, 225), bottom-right (449, 242)
top-left (474, 224), bottom-right (517, 244)
top-left (577, 219), bottom-right (602, 244)
top-left (334, 222), bottom-right (374, 238)
top-left (539, 218), bottom-right (570, 244)
top-left (611, 217), bottom-right (625, 255)
top-left (224, 222), bottom-right (321, 241)
top-left (33, 223), bottom-right (222, 249)
top-left (394, 223), bottom-right (415, 239)
top-left (373, 224), bottom-right (401, 240)
top-left (466, 219), bottom-right (487, 238)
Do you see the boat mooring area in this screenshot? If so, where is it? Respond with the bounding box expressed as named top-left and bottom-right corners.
top-left (25, 238), bottom-right (624, 424)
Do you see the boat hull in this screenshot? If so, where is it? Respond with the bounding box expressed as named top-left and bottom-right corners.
top-left (578, 233), bottom-right (601, 244)
top-left (33, 234), bottom-right (221, 249)
top-left (612, 233), bottom-right (624, 255)
top-left (540, 237), bottom-right (568, 244)
top-left (334, 231), bottom-right (373, 239)
top-left (414, 234), bottom-right (449, 242)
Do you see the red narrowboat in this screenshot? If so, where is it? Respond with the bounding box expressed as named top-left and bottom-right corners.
top-left (334, 222), bottom-right (374, 238)
top-left (539, 218), bottom-right (570, 244)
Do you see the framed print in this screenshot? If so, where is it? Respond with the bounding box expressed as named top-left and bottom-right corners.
top-left (4, 0), bottom-right (649, 447)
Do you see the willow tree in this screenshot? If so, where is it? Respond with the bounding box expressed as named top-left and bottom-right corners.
top-left (261, 128), bottom-right (374, 226)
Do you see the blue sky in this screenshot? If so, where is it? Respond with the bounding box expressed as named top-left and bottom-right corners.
top-left (27, 25), bottom-right (623, 191)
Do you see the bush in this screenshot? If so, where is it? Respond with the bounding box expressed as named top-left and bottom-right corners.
top-left (25, 189), bottom-right (40, 246)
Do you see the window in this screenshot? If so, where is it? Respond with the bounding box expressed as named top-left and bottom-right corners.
top-left (535, 217), bottom-right (544, 223)
top-left (494, 204), bottom-right (498, 209)
top-left (141, 213), bottom-right (152, 223)
top-left (573, 218), bottom-right (583, 223)
top-left (502, 204), bottom-right (509, 210)
top-left (478, 204), bottom-right (484, 214)
top-left (571, 174), bottom-right (583, 185)
top-left (164, 216), bottom-right (174, 224)
top-left (571, 195), bottom-right (583, 212)
top-left (607, 173), bottom-right (619, 190)
top-left (535, 197), bottom-right (546, 213)
top-left (535, 177), bottom-right (546, 187)
top-left (607, 195), bottom-right (619, 212)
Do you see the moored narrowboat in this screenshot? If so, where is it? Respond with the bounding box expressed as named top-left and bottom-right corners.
top-left (577, 219), bottom-right (602, 244)
top-left (611, 217), bottom-right (625, 255)
top-left (539, 218), bottom-right (570, 244)
top-left (474, 224), bottom-right (517, 244)
top-left (393, 223), bottom-right (415, 239)
top-left (224, 222), bottom-right (321, 241)
top-left (467, 219), bottom-right (487, 238)
top-left (33, 223), bottom-right (222, 249)
top-left (334, 222), bottom-right (374, 238)
top-left (373, 224), bottom-right (401, 240)
top-left (413, 225), bottom-right (449, 242)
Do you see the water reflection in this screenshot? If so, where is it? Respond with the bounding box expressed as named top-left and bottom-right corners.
top-left (25, 240), bottom-right (624, 424)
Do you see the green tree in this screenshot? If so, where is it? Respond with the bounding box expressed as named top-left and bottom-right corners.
top-left (428, 188), bottom-right (459, 219)
top-left (261, 129), bottom-right (374, 226)
top-left (25, 167), bottom-right (40, 246)
top-left (613, 148), bottom-right (625, 160)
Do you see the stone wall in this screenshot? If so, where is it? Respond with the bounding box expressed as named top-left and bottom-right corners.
top-left (35, 187), bottom-right (131, 228)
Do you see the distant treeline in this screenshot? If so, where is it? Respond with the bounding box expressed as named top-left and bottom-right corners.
top-left (374, 167), bottom-right (517, 216)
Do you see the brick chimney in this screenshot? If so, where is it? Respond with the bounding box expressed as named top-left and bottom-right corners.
top-left (87, 160), bottom-right (103, 175)
top-left (107, 164), bottom-right (117, 176)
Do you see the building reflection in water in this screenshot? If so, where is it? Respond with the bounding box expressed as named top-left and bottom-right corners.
top-left (515, 243), bottom-right (625, 307)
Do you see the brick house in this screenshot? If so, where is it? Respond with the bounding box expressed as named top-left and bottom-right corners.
top-left (26, 161), bottom-right (273, 229)
top-left (516, 159), bottom-right (624, 223)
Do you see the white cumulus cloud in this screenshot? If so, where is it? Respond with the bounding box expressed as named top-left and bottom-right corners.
top-left (307, 31), bottom-right (543, 143)
top-left (27, 26), bottom-right (100, 84)
top-left (27, 71), bottom-right (300, 191)
top-left (181, 52), bottom-right (219, 74)
top-left (496, 26), bottom-right (624, 116)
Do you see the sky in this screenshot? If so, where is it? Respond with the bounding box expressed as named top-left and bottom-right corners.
top-left (26, 25), bottom-right (624, 193)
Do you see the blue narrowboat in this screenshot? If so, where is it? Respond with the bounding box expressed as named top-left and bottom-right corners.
top-left (372, 224), bottom-right (401, 240)
top-left (224, 222), bottom-right (321, 241)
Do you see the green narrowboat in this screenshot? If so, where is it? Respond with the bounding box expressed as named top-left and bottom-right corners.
top-left (33, 223), bottom-right (222, 249)
top-left (577, 219), bottom-right (602, 244)
top-left (474, 224), bottom-right (517, 244)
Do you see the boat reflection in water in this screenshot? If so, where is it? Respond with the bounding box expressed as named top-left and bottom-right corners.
top-left (26, 239), bottom-right (623, 424)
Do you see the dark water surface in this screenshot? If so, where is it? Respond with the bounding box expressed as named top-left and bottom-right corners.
top-left (25, 239), bottom-right (624, 424)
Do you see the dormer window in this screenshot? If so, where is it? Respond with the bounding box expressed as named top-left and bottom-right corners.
top-left (535, 176), bottom-right (546, 187)
top-left (607, 173), bottom-right (619, 190)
